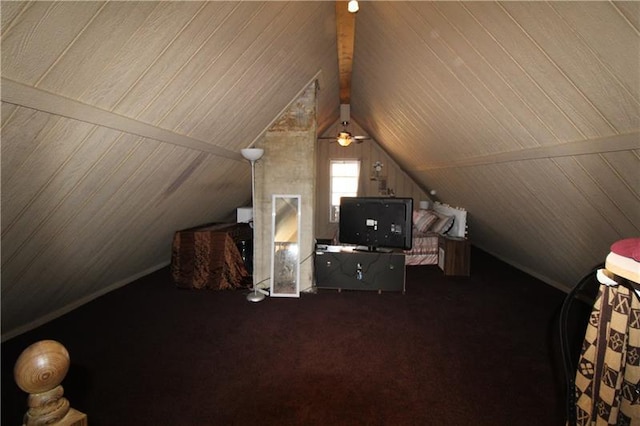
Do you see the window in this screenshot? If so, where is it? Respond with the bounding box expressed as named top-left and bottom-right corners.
top-left (330, 160), bottom-right (360, 222)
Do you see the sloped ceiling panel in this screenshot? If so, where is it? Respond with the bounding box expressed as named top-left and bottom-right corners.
top-left (350, 2), bottom-right (639, 288)
top-left (2, 0), bottom-right (639, 340)
top-left (1, 1), bottom-right (339, 338)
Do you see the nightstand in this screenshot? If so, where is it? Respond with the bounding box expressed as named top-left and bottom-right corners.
top-left (438, 236), bottom-right (470, 277)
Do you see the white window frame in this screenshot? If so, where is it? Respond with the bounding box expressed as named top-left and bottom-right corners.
top-left (329, 159), bottom-right (360, 223)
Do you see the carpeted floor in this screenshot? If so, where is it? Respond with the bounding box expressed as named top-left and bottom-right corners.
top-left (2, 248), bottom-right (576, 425)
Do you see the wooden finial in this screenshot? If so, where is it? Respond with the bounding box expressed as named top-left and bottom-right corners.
top-left (14, 340), bottom-right (87, 426)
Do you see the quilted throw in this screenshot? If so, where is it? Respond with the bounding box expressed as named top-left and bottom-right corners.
top-left (404, 235), bottom-right (439, 266)
top-left (573, 281), bottom-right (640, 425)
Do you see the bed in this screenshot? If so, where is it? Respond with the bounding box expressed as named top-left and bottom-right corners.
top-left (404, 202), bottom-right (468, 266)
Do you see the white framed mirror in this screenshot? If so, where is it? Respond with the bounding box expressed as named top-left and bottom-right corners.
top-left (270, 194), bottom-right (301, 298)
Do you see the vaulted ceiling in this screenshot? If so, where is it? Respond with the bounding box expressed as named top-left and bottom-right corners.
top-left (2, 1), bottom-right (639, 339)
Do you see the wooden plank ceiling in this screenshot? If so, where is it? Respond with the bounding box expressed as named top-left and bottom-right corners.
top-left (348, 1), bottom-right (639, 288)
top-left (336, 0), bottom-right (356, 104)
top-left (1, 1), bottom-right (340, 338)
top-left (1, 1), bottom-right (639, 339)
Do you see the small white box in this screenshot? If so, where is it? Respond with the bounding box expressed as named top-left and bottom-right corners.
top-left (237, 207), bottom-right (253, 223)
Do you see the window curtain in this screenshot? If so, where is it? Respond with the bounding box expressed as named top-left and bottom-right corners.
top-left (572, 271), bottom-right (640, 425)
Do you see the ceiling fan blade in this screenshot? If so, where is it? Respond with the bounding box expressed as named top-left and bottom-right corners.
top-left (317, 136), bottom-right (369, 143)
top-left (317, 137), bottom-right (359, 144)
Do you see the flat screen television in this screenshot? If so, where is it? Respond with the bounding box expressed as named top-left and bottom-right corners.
top-left (339, 197), bottom-right (413, 251)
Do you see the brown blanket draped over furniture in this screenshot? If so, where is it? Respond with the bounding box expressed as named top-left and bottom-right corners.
top-left (171, 223), bottom-right (252, 290)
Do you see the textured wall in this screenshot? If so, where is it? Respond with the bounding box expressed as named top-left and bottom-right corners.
top-left (254, 83), bottom-right (318, 294)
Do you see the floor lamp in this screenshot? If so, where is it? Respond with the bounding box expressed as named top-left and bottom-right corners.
top-left (241, 148), bottom-right (266, 303)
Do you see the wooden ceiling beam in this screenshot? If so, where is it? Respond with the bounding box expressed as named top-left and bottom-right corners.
top-left (335, 1), bottom-right (356, 104)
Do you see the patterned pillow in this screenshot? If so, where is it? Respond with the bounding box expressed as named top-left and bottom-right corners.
top-left (413, 209), bottom-right (438, 235)
top-left (430, 212), bottom-right (455, 235)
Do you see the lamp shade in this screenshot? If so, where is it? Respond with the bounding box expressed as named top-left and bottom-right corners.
top-left (241, 148), bottom-right (264, 162)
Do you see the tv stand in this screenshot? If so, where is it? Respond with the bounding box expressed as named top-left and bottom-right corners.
top-left (314, 245), bottom-right (405, 293)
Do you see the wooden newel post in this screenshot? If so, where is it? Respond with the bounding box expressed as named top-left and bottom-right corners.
top-left (14, 340), bottom-right (87, 426)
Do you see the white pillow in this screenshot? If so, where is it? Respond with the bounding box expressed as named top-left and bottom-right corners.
top-left (429, 212), bottom-right (455, 235)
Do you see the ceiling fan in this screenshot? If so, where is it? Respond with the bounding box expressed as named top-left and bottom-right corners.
top-left (317, 3), bottom-right (370, 147)
top-left (318, 104), bottom-right (371, 146)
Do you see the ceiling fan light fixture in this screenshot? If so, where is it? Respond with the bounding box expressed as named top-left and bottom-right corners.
top-left (347, 0), bottom-right (359, 13)
top-left (337, 131), bottom-right (353, 147)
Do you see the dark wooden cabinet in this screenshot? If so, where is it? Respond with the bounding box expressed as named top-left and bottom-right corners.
top-left (438, 236), bottom-right (470, 276)
top-left (314, 245), bottom-right (405, 293)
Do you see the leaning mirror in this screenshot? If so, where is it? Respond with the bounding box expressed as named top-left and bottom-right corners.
top-left (270, 194), bottom-right (301, 298)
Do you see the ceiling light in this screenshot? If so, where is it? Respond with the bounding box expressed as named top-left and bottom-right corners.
top-left (337, 131), bottom-right (353, 147)
top-left (347, 0), bottom-right (359, 13)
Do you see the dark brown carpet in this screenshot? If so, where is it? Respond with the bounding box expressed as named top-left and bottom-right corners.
top-left (2, 248), bottom-right (571, 425)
